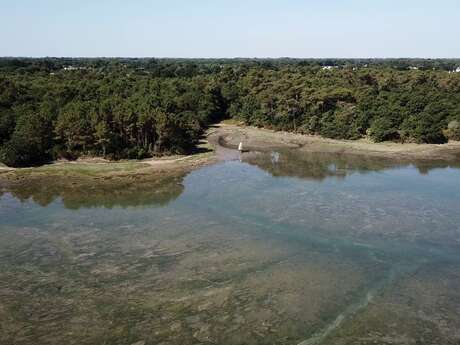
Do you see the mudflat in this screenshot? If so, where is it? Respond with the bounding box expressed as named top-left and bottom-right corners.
top-left (210, 122), bottom-right (460, 161)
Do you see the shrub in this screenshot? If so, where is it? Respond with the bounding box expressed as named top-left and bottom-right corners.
top-left (445, 120), bottom-right (460, 141)
top-left (368, 117), bottom-right (400, 142)
top-left (0, 135), bottom-right (49, 167)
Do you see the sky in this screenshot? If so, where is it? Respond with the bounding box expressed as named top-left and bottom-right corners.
top-left (1, 0), bottom-right (459, 58)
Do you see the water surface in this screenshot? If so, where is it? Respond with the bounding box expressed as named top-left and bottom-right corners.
top-left (1, 150), bottom-right (460, 345)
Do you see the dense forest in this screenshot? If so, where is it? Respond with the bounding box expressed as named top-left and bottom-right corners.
top-left (1, 58), bottom-right (460, 167)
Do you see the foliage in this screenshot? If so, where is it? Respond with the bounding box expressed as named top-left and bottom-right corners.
top-left (0, 112), bottom-right (53, 167)
top-left (445, 120), bottom-right (460, 141)
top-left (1, 58), bottom-right (460, 166)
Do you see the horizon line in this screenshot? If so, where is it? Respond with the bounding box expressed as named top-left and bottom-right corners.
top-left (2, 56), bottom-right (460, 60)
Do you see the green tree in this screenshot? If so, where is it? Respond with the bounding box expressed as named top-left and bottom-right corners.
top-left (55, 102), bottom-right (93, 154)
top-left (0, 111), bottom-right (53, 167)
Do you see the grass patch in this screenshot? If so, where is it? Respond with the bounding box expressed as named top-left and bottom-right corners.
top-left (14, 161), bottom-right (149, 177)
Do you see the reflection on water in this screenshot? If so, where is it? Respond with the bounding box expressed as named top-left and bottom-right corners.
top-left (1, 152), bottom-right (460, 345)
top-left (0, 172), bottom-right (185, 209)
top-left (244, 149), bottom-right (460, 181)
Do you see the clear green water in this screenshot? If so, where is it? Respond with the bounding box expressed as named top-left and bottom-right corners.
top-left (1, 151), bottom-right (460, 345)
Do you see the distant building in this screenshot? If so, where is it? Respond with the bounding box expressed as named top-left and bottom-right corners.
top-left (322, 66), bottom-right (338, 70)
top-left (456, 67), bottom-right (460, 73)
top-left (63, 66), bottom-right (88, 71)
top-left (409, 66), bottom-right (419, 70)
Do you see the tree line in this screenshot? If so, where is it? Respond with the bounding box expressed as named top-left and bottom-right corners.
top-left (1, 58), bottom-right (460, 167)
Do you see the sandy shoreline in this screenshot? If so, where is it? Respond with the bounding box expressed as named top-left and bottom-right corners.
top-left (1, 122), bottom-right (460, 180)
top-left (211, 123), bottom-right (460, 161)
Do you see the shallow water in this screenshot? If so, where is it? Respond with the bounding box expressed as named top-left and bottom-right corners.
top-left (1, 151), bottom-right (460, 345)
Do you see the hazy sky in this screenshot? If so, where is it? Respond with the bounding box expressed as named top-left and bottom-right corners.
top-left (1, 0), bottom-right (459, 58)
